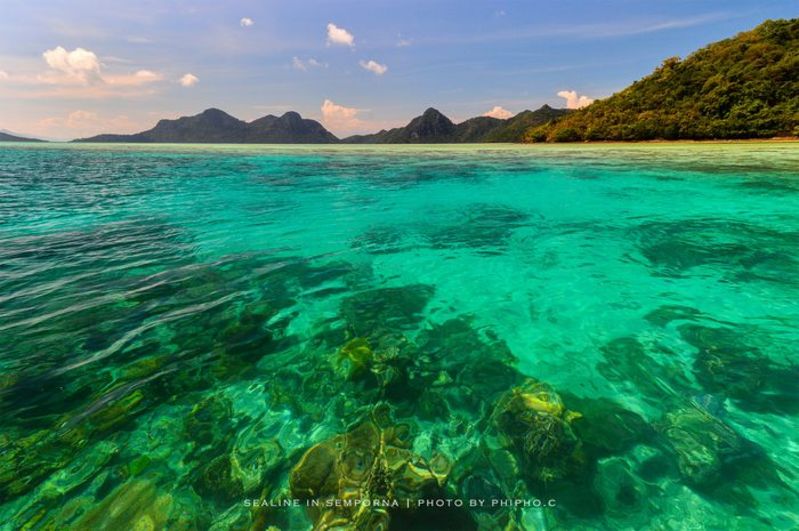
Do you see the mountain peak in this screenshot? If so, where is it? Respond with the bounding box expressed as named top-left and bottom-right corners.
top-left (200, 108), bottom-right (231, 117)
top-left (422, 107), bottom-right (445, 117)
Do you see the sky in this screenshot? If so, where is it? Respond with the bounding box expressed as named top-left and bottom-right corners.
top-left (0, 0), bottom-right (796, 140)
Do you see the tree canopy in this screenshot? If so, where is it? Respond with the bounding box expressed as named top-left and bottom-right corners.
top-left (527, 19), bottom-right (799, 142)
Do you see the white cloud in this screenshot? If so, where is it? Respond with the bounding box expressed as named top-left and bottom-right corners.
top-left (179, 73), bottom-right (199, 87)
top-left (34, 46), bottom-right (162, 96)
top-left (105, 69), bottom-right (163, 86)
top-left (396, 37), bottom-right (412, 47)
top-left (321, 98), bottom-right (365, 132)
top-left (0, 70), bottom-right (8, 80)
top-left (240, 17), bottom-right (254, 27)
top-left (292, 57), bottom-right (305, 71)
top-left (359, 59), bottom-right (387, 76)
top-left (483, 106), bottom-right (513, 119)
top-left (292, 57), bottom-right (326, 71)
top-left (557, 90), bottom-right (594, 109)
top-left (42, 46), bottom-right (102, 84)
top-left (327, 23), bottom-right (354, 47)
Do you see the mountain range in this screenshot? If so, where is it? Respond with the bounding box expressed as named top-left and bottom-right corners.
top-left (74, 105), bottom-right (569, 144)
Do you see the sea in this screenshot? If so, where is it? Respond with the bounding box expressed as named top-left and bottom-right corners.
top-left (0, 142), bottom-right (797, 529)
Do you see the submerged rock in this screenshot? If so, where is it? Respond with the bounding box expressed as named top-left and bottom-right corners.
top-left (71, 477), bottom-right (207, 529)
top-left (593, 456), bottom-right (652, 518)
top-left (680, 324), bottom-right (799, 414)
top-left (643, 304), bottom-right (703, 327)
top-left (289, 405), bottom-right (449, 529)
top-left (426, 204), bottom-right (530, 254)
top-left (340, 284), bottom-right (434, 338)
top-left (449, 442), bottom-right (526, 530)
top-left (335, 337), bottom-right (375, 379)
top-left (597, 336), bottom-right (692, 404)
top-left (560, 393), bottom-right (654, 460)
top-left (351, 226), bottom-right (411, 255)
top-left (658, 406), bottom-right (759, 488)
top-left (0, 429), bottom-right (79, 503)
top-left (184, 393), bottom-right (235, 452)
top-left (490, 379), bottom-right (583, 484)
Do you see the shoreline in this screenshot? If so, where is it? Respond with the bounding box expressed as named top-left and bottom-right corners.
top-left (534, 136), bottom-right (799, 145)
top-left (1, 137), bottom-right (797, 148)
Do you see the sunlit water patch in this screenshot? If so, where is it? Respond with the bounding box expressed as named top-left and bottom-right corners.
top-left (1, 143), bottom-right (798, 530)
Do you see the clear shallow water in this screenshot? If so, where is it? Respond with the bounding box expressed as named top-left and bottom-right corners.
top-left (1, 142), bottom-right (798, 529)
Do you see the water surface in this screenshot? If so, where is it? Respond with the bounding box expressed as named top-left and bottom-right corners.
top-left (1, 143), bottom-right (798, 529)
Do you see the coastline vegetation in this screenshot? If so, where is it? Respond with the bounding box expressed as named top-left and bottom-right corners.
top-left (527, 19), bottom-right (799, 142)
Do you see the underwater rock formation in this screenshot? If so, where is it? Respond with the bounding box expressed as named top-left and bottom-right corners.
top-left (448, 441), bottom-right (528, 530)
top-left (351, 226), bottom-right (411, 255)
top-left (70, 477), bottom-right (207, 529)
top-left (289, 405), bottom-right (449, 529)
top-left (657, 406), bottom-right (759, 488)
top-left (340, 284), bottom-right (435, 338)
top-left (629, 219), bottom-right (799, 284)
top-left (490, 379), bottom-right (583, 485)
top-left (680, 324), bottom-right (799, 414)
top-left (560, 393), bottom-right (654, 461)
top-left (597, 336), bottom-right (693, 404)
top-left (0, 429), bottom-right (80, 503)
top-left (426, 204), bottom-right (531, 254)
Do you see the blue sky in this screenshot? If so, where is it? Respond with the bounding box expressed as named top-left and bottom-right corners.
top-left (0, 0), bottom-right (796, 139)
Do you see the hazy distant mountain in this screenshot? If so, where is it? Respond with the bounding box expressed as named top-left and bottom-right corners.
top-left (342, 105), bottom-right (569, 143)
top-left (0, 130), bottom-right (45, 142)
top-left (75, 108), bottom-right (338, 143)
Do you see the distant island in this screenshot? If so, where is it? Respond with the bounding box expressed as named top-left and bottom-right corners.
top-left (0, 131), bottom-right (44, 142)
top-left (75, 109), bottom-right (338, 144)
top-left (4, 18), bottom-right (795, 145)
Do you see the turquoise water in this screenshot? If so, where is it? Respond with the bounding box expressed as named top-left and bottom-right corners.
top-left (1, 142), bottom-right (798, 530)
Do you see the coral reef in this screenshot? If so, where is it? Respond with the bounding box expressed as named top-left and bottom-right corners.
top-left (490, 379), bottom-right (583, 485)
top-left (289, 405), bottom-right (449, 529)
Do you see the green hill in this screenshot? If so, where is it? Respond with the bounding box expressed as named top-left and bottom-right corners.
top-left (527, 18), bottom-right (799, 142)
